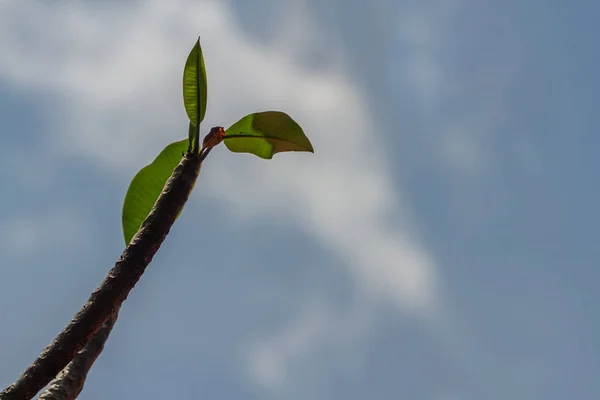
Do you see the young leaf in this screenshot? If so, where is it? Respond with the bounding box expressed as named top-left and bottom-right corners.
top-left (224, 111), bottom-right (314, 159)
top-left (182, 38), bottom-right (208, 126)
top-left (122, 139), bottom-right (194, 245)
top-left (187, 121), bottom-right (195, 152)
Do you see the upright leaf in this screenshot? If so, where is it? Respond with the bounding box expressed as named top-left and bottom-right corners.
top-left (224, 111), bottom-right (314, 159)
top-left (187, 121), bottom-right (195, 152)
top-left (183, 38), bottom-right (208, 126)
top-left (122, 139), bottom-right (194, 245)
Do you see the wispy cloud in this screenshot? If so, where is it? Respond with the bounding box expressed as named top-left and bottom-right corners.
top-left (0, 0), bottom-right (439, 310)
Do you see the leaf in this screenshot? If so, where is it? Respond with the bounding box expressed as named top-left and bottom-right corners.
top-left (122, 139), bottom-right (194, 245)
top-left (187, 121), bottom-right (195, 152)
top-left (182, 38), bottom-right (208, 127)
top-left (224, 111), bottom-right (314, 159)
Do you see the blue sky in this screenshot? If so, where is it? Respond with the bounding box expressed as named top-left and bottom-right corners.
top-left (0, 0), bottom-right (598, 399)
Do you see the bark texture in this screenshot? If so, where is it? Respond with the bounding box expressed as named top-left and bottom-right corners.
top-left (36, 312), bottom-right (118, 400)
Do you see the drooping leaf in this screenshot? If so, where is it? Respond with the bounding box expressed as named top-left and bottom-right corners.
top-left (224, 111), bottom-right (314, 159)
top-left (182, 38), bottom-right (208, 127)
top-left (122, 139), bottom-right (194, 245)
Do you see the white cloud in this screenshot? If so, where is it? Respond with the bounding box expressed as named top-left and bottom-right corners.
top-left (0, 0), bottom-right (441, 392)
top-left (0, 0), bottom-right (438, 311)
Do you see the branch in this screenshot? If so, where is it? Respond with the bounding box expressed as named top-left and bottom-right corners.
top-left (0, 151), bottom-right (204, 400)
top-left (32, 140), bottom-right (221, 400)
top-left (36, 311), bottom-right (119, 400)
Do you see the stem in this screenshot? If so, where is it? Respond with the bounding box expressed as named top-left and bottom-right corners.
top-left (0, 151), bottom-right (203, 400)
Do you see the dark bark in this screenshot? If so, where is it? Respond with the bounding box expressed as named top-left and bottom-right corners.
top-left (36, 312), bottom-right (118, 400)
top-left (0, 151), bottom-right (203, 400)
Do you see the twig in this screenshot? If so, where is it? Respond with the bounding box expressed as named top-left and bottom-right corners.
top-left (0, 150), bottom-right (203, 400)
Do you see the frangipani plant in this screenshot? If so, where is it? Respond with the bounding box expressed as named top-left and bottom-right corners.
top-left (0, 38), bottom-right (313, 400)
top-left (122, 38), bottom-right (314, 245)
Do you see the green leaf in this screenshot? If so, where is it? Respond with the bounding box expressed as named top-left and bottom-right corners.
top-left (224, 111), bottom-right (314, 159)
top-left (183, 38), bottom-right (208, 127)
top-left (187, 121), bottom-right (195, 152)
top-left (122, 139), bottom-right (194, 245)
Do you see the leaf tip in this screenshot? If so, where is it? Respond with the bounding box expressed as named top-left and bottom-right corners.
top-left (306, 141), bottom-right (315, 154)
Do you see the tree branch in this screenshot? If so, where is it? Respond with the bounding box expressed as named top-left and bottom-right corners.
top-left (0, 151), bottom-right (203, 400)
top-left (36, 311), bottom-right (119, 400)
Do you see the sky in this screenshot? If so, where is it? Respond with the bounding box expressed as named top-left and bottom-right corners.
top-left (0, 0), bottom-right (598, 399)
